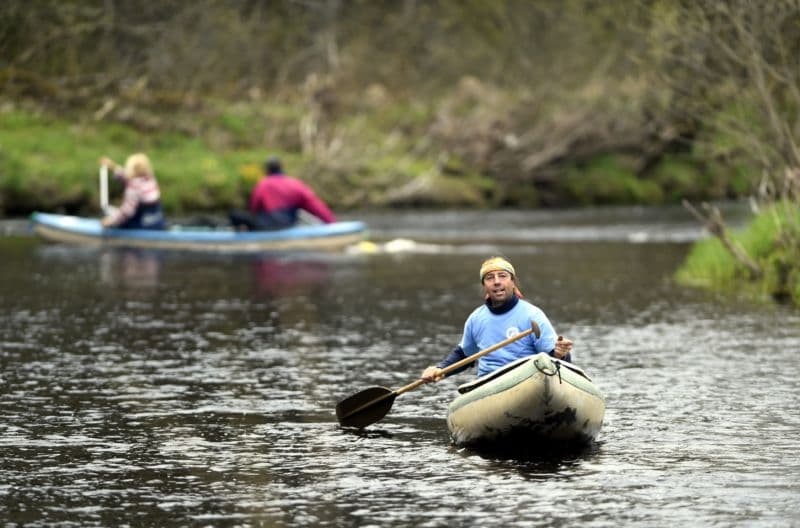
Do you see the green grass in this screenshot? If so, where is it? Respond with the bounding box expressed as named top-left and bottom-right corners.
top-left (0, 109), bottom-right (266, 215)
top-left (649, 156), bottom-right (708, 201)
top-left (564, 154), bottom-right (664, 205)
top-left (0, 102), bottom-right (454, 216)
top-left (0, 102), bottom-right (777, 218)
top-left (676, 203), bottom-right (800, 305)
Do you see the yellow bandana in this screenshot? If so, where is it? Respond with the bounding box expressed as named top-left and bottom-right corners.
top-left (479, 257), bottom-right (523, 298)
top-left (479, 257), bottom-right (516, 282)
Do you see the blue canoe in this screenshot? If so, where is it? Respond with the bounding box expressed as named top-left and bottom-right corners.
top-left (30, 212), bottom-right (367, 253)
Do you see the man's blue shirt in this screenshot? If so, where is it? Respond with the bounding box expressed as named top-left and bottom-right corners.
top-left (460, 295), bottom-right (558, 377)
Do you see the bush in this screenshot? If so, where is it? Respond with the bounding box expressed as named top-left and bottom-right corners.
top-left (564, 154), bottom-right (663, 205)
top-left (676, 203), bottom-right (800, 306)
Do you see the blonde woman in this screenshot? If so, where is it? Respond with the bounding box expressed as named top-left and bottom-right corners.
top-left (99, 153), bottom-right (166, 229)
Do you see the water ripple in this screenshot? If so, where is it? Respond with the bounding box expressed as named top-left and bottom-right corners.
top-left (2, 211), bottom-right (799, 527)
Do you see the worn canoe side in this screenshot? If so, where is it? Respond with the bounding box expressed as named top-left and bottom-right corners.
top-left (446, 353), bottom-right (606, 447)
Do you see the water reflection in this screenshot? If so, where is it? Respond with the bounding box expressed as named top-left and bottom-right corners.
top-left (340, 427), bottom-right (395, 440)
top-left (252, 256), bottom-right (332, 298)
top-left (99, 249), bottom-right (162, 290)
top-left (457, 437), bottom-right (603, 465)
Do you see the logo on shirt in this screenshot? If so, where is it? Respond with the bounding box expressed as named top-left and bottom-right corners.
top-left (506, 326), bottom-right (520, 339)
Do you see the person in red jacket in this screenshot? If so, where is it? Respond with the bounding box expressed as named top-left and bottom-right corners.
top-left (230, 157), bottom-right (337, 230)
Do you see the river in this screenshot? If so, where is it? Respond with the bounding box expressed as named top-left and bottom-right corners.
top-left (1, 204), bottom-right (799, 527)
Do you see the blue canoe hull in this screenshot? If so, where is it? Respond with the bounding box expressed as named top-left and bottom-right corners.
top-left (30, 212), bottom-right (366, 253)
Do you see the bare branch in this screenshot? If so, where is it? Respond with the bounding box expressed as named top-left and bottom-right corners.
top-left (683, 199), bottom-right (763, 279)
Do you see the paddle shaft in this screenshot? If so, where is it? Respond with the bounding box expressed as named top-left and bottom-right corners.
top-left (394, 325), bottom-right (537, 396)
top-left (99, 166), bottom-right (109, 213)
top-left (336, 321), bottom-right (540, 427)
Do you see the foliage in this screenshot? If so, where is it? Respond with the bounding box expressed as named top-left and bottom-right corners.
top-left (0, 108), bottom-right (249, 215)
top-left (2, 0), bottom-right (800, 308)
top-left (643, 1), bottom-right (800, 188)
top-left (646, 0), bottom-right (800, 307)
top-left (676, 204), bottom-right (800, 305)
top-left (5, 0), bottom-right (796, 213)
top-left (564, 155), bottom-right (663, 205)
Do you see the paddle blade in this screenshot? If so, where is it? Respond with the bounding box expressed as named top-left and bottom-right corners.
top-left (336, 386), bottom-right (396, 428)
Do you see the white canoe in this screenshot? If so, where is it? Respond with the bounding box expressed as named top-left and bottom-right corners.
top-left (30, 212), bottom-right (366, 253)
top-left (447, 352), bottom-right (606, 448)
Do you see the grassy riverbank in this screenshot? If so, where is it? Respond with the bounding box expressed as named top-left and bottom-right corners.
top-left (0, 97), bottom-right (751, 218)
top-left (0, 108), bottom-right (262, 216)
top-left (676, 203), bottom-right (800, 306)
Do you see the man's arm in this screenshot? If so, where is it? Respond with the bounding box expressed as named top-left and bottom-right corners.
top-left (421, 345), bottom-right (473, 382)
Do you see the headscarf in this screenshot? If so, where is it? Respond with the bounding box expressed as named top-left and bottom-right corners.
top-left (479, 256), bottom-right (523, 298)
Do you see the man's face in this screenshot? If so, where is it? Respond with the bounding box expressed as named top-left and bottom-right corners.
top-left (482, 270), bottom-right (515, 307)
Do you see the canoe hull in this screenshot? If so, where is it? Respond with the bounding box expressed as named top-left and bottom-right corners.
top-left (30, 212), bottom-right (366, 253)
top-left (447, 353), bottom-right (605, 448)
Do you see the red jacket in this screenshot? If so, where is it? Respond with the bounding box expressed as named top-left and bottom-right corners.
top-left (248, 174), bottom-right (336, 224)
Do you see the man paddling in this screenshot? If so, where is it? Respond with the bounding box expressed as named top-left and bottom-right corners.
top-left (421, 256), bottom-right (573, 382)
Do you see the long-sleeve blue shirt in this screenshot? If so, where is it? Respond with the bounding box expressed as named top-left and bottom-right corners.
top-left (438, 295), bottom-right (569, 377)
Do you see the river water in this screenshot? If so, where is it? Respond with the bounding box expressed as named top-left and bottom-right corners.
top-left (1, 205), bottom-right (799, 527)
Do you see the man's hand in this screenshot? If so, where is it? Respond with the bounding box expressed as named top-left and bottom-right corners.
top-left (554, 336), bottom-right (573, 359)
top-left (421, 366), bottom-right (444, 383)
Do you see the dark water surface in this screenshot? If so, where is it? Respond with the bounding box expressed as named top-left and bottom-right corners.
top-left (1, 206), bottom-right (799, 527)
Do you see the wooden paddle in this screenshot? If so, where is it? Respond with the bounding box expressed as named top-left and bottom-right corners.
top-left (99, 165), bottom-right (110, 214)
top-left (335, 320), bottom-right (541, 428)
